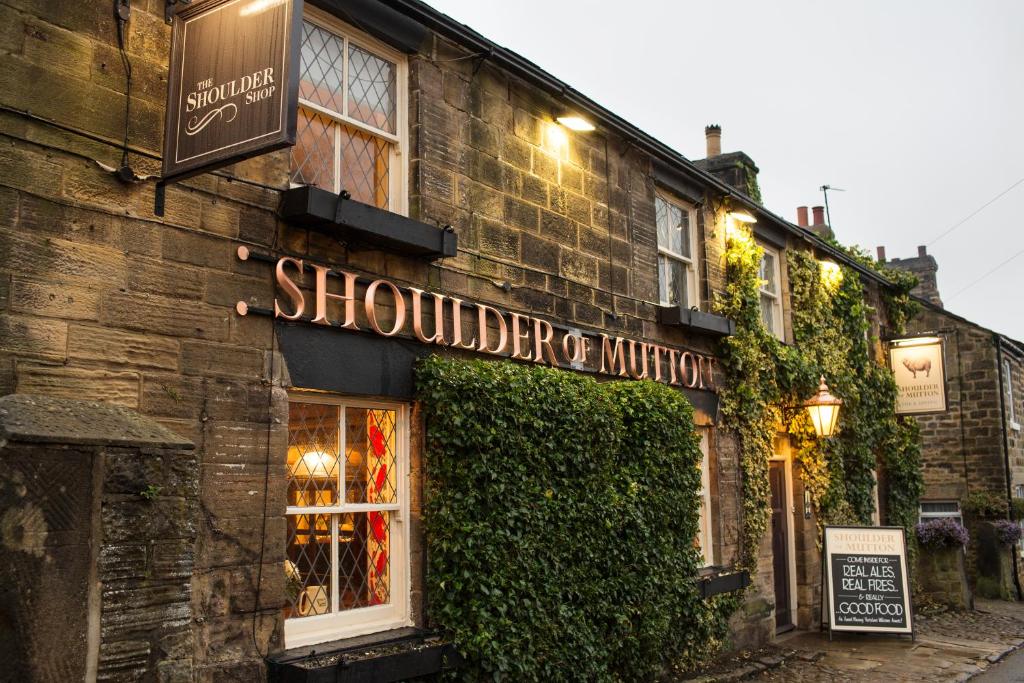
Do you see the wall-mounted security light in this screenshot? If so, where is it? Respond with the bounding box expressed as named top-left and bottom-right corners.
top-left (556, 115), bottom-right (596, 132)
top-left (727, 210), bottom-right (757, 224)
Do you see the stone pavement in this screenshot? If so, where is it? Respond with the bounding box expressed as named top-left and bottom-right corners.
top-left (680, 600), bottom-right (1024, 682)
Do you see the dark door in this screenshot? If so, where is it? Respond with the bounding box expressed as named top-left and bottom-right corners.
top-left (770, 461), bottom-right (792, 631)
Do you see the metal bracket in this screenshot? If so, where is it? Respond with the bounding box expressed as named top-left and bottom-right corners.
top-left (333, 189), bottom-right (351, 224)
top-left (165, 0), bottom-right (191, 23)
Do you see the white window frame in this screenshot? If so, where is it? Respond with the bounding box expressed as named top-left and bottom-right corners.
top-left (284, 393), bottom-right (411, 649)
top-left (918, 500), bottom-right (962, 525)
top-left (1016, 485), bottom-right (1024, 557)
top-left (655, 192), bottom-right (700, 309)
top-left (1004, 359), bottom-right (1020, 430)
top-left (758, 244), bottom-right (784, 340)
top-left (696, 430), bottom-right (714, 567)
top-left (295, 7), bottom-right (409, 215)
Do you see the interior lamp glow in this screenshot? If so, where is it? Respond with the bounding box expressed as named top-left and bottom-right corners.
top-left (804, 376), bottom-right (843, 438)
top-left (556, 115), bottom-right (596, 132)
top-left (299, 450), bottom-right (336, 478)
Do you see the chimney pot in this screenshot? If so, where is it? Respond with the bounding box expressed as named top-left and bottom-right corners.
top-left (796, 206), bottom-right (809, 227)
top-left (918, 245), bottom-right (927, 257)
top-left (705, 124), bottom-right (721, 158)
top-left (876, 246), bottom-right (886, 263)
top-left (812, 206), bottom-right (826, 226)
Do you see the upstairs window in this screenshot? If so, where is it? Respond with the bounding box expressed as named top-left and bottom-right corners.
top-left (291, 11), bottom-right (406, 212)
top-left (758, 246), bottom-right (784, 340)
top-left (655, 193), bottom-right (699, 308)
top-left (1004, 359), bottom-right (1019, 430)
top-left (918, 500), bottom-right (962, 525)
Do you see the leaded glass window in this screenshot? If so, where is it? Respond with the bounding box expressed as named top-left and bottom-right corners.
top-left (284, 396), bottom-right (408, 647)
top-left (655, 193), bottom-right (698, 308)
top-left (291, 14), bottom-right (404, 211)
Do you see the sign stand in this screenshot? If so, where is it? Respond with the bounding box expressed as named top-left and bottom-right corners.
top-left (822, 526), bottom-right (915, 642)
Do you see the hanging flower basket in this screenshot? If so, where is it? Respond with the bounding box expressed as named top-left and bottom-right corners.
top-left (915, 518), bottom-right (969, 548)
top-left (993, 519), bottom-right (1023, 546)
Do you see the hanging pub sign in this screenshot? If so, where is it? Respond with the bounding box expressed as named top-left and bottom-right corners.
top-left (162, 0), bottom-right (302, 181)
top-left (823, 526), bottom-right (913, 638)
top-left (889, 336), bottom-right (947, 414)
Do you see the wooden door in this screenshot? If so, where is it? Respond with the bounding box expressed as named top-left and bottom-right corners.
top-left (770, 461), bottom-right (792, 630)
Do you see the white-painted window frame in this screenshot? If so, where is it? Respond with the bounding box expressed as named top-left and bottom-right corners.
top-left (1004, 359), bottom-right (1019, 430)
top-left (696, 430), bottom-right (713, 567)
top-left (295, 7), bottom-right (409, 215)
top-left (918, 500), bottom-right (962, 525)
top-left (758, 244), bottom-right (784, 340)
top-left (655, 191), bottom-right (700, 309)
top-left (284, 393), bottom-right (411, 649)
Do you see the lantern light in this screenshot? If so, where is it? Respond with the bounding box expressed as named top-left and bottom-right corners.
top-left (804, 375), bottom-right (843, 438)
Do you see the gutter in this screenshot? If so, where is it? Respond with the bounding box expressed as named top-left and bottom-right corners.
top-left (994, 334), bottom-right (1024, 601)
top-left (378, 0), bottom-right (895, 288)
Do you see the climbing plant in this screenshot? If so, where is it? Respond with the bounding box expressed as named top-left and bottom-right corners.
top-left (715, 225), bottom-right (923, 570)
top-left (417, 358), bottom-right (736, 681)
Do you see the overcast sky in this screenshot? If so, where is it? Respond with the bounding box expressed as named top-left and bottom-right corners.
top-left (425, 0), bottom-right (1024, 339)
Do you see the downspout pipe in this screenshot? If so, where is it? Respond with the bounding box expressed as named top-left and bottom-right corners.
top-left (994, 333), bottom-right (1023, 600)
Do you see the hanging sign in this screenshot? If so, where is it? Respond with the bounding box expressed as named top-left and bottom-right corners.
top-left (823, 526), bottom-right (913, 636)
top-left (162, 0), bottom-right (302, 181)
top-left (889, 336), bottom-right (947, 414)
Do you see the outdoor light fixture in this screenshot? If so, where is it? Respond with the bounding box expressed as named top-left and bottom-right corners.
top-left (803, 488), bottom-right (813, 519)
top-left (556, 115), bottom-right (596, 132)
top-left (546, 122), bottom-right (569, 150)
top-left (804, 376), bottom-right (843, 439)
top-left (889, 336), bottom-right (942, 348)
top-left (819, 260), bottom-right (843, 289)
top-left (728, 210), bottom-right (757, 224)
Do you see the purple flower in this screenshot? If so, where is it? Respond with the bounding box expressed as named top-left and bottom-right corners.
top-left (915, 518), bottom-right (969, 548)
top-left (993, 519), bottom-right (1023, 546)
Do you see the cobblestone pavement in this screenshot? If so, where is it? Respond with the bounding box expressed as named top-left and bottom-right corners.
top-left (682, 600), bottom-right (1024, 683)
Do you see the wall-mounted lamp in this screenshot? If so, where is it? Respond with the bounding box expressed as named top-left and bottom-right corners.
top-left (728, 210), bottom-right (757, 224)
top-left (556, 115), bottom-right (595, 132)
top-left (804, 376), bottom-right (843, 439)
top-left (819, 260), bottom-right (843, 289)
top-left (803, 488), bottom-right (813, 519)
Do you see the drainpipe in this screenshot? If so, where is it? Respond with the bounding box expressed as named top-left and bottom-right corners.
top-left (994, 333), bottom-right (1023, 600)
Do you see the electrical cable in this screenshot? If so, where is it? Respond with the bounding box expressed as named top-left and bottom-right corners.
top-left (946, 244), bottom-right (1024, 301)
top-left (927, 176), bottom-right (1024, 247)
top-left (114, 1), bottom-right (134, 178)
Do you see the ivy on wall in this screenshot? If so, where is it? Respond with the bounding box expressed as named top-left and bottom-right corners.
top-left (417, 358), bottom-right (735, 681)
top-left (715, 226), bottom-right (923, 571)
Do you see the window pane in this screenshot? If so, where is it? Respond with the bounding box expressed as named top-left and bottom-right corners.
top-left (288, 402), bottom-right (341, 507)
top-left (339, 125), bottom-right (390, 208)
top-left (760, 293), bottom-right (775, 333)
top-left (659, 256), bottom-right (687, 307)
top-left (759, 252), bottom-right (777, 294)
top-left (285, 513), bottom-right (333, 618)
top-left (291, 108), bottom-right (336, 191)
top-left (345, 408), bottom-right (398, 504)
top-left (655, 196), bottom-right (690, 257)
top-left (299, 21), bottom-right (345, 113)
top-left (339, 512), bottom-right (391, 610)
top-left (348, 43), bottom-right (396, 133)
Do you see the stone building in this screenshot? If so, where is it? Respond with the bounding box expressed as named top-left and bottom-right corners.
top-left (0, 0), bottom-right (915, 679)
top-left (881, 246), bottom-right (1024, 598)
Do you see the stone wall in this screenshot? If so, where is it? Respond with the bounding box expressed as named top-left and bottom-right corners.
top-left (0, 0), bottom-right (876, 675)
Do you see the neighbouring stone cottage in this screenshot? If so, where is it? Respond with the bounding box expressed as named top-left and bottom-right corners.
top-left (0, 0), bottom-right (921, 679)
top-left (881, 244), bottom-right (1024, 600)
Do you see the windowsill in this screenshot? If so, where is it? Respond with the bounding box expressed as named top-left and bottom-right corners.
top-left (268, 626), bottom-right (460, 681)
top-left (656, 305), bottom-right (735, 337)
top-left (278, 185), bottom-right (457, 259)
top-left (696, 566), bottom-right (750, 598)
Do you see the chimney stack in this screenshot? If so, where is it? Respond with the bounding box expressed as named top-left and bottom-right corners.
top-left (796, 206), bottom-right (809, 227)
top-left (705, 124), bottom-right (721, 158)
top-left (812, 206), bottom-right (826, 226)
top-left (918, 245), bottom-right (928, 257)
top-left (876, 246), bottom-right (886, 263)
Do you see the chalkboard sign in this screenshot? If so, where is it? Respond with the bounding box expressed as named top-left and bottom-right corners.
top-left (163, 0), bottom-right (302, 181)
top-left (823, 526), bottom-right (913, 636)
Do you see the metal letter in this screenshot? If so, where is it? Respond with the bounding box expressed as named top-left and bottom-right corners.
top-left (599, 334), bottom-right (628, 376)
top-left (311, 264), bottom-right (358, 330)
top-left (273, 257), bottom-right (304, 320)
top-left (476, 304), bottom-right (508, 355)
top-left (365, 279), bottom-right (406, 337)
top-left (409, 287), bottom-right (447, 345)
top-left (450, 298), bottom-right (476, 350)
top-left (533, 318), bottom-right (559, 365)
top-left (510, 312), bottom-right (532, 360)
